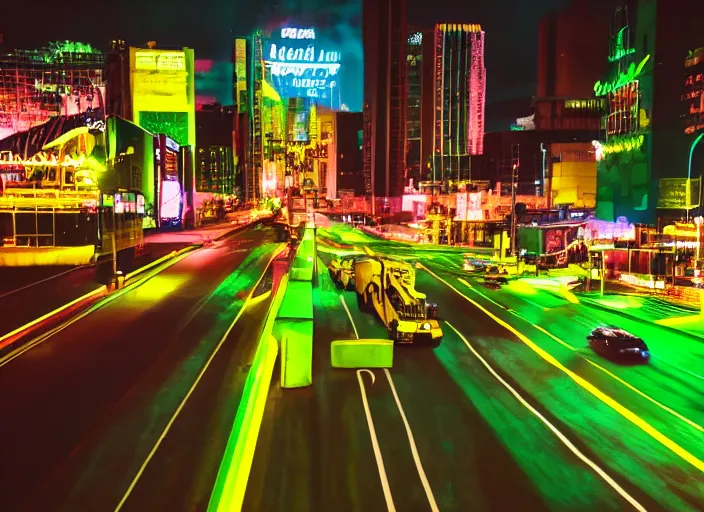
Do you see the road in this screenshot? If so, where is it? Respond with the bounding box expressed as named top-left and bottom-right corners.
top-left (244, 223), bottom-right (704, 511)
top-left (0, 223), bottom-right (280, 512)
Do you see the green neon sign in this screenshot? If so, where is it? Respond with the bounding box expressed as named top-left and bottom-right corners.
top-left (608, 27), bottom-right (636, 62)
top-left (594, 54), bottom-right (650, 96)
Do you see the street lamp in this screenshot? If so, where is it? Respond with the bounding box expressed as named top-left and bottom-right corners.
top-left (686, 132), bottom-right (704, 222)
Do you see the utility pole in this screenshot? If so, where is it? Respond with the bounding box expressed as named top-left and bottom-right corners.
top-left (510, 144), bottom-right (519, 260)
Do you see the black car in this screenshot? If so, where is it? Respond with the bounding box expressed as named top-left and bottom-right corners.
top-left (587, 327), bottom-right (650, 362)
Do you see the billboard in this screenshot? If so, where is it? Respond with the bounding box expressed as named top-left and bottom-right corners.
top-left (684, 48), bottom-right (704, 135)
top-left (235, 39), bottom-right (248, 108)
top-left (261, 2), bottom-right (362, 112)
top-left (130, 47), bottom-right (196, 151)
top-left (657, 178), bottom-right (701, 209)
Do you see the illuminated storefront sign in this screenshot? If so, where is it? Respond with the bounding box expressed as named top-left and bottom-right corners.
top-left (596, 134), bottom-right (645, 159)
top-left (594, 54), bottom-right (650, 96)
top-left (134, 51), bottom-right (185, 71)
top-left (657, 178), bottom-right (701, 209)
top-left (683, 48), bottom-right (704, 135)
top-left (281, 28), bottom-right (315, 40)
top-left (264, 27), bottom-right (342, 102)
top-left (0, 151), bottom-right (90, 169)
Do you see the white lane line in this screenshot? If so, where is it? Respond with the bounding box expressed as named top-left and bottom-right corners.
top-left (114, 248), bottom-right (282, 511)
top-left (339, 295), bottom-right (360, 339)
top-left (444, 322), bottom-right (647, 512)
top-left (357, 369), bottom-right (396, 512)
top-left (383, 369), bottom-right (439, 512)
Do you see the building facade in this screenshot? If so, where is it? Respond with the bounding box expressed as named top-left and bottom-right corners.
top-left (0, 41), bottom-right (105, 140)
top-left (431, 24), bottom-right (486, 189)
top-left (594, 0), bottom-right (704, 225)
top-left (363, 0), bottom-right (407, 198)
top-left (195, 104), bottom-right (237, 196)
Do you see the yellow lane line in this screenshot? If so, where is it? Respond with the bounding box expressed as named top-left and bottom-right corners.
top-left (445, 322), bottom-right (646, 511)
top-left (421, 264), bottom-right (704, 474)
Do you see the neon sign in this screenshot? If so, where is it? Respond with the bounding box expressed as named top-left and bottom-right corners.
top-left (134, 51), bottom-right (186, 71)
top-left (608, 27), bottom-right (636, 62)
top-left (281, 28), bottom-right (315, 40)
top-left (594, 54), bottom-right (650, 96)
top-left (593, 135), bottom-right (645, 160)
top-left (0, 151), bottom-right (89, 169)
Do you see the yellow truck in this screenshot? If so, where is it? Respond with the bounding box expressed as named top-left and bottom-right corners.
top-left (328, 255), bottom-right (357, 290)
top-left (354, 257), bottom-right (443, 347)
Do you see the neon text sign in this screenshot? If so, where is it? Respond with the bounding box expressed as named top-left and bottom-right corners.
top-left (594, 54), bottom-right (650, 96)
top-left (281, 28), bottom-right (315, 40)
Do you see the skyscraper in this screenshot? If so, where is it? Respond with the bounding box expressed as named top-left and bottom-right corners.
top-left (363, 0), bottom-right (407, 198)
top-left (432, 24), bottom-right (486, 189)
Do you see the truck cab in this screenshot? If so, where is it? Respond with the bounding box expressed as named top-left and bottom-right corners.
top-left (354, 257), bottom-right (443, 346)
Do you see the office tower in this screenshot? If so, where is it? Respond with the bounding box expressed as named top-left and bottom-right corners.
top-left (363, 0), bottom-right (407, 198)
top-left (432, 24), bottom-right (486, 188)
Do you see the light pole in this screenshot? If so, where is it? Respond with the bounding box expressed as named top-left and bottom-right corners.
top-left (511, 164), bottom-right (518, 258)
top-left (686, 132), bottom-right (704, 223)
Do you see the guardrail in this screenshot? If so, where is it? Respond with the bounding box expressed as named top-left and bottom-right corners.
top-left (207, 246), bottom-right (293, 512)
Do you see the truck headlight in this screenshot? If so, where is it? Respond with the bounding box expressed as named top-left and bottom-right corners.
top-left (422, 322), bottom-right (431, 330)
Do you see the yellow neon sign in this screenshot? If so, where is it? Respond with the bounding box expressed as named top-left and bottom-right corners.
top-left (134, 50), bottom-right (186, 71)
top-left (0, 151), bottom-right (88, 168)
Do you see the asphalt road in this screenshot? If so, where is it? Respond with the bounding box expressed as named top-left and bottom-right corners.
top-left (0, 224), bottom-right (279, 512)
top-left (244, 225), bottom-right (704, 511)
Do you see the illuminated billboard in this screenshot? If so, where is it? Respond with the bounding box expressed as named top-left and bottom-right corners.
top-left (130, 47), bottom-right (196, 150)
top-left (684, 48), bottom-right (704, 135)
top-left (261, 3), bottom-right (362, 112)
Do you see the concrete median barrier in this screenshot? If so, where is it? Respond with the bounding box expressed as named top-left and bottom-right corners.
top-left (331, 339), bottom-right (394, 368)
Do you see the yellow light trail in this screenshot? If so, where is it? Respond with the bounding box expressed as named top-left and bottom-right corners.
top-left (422, 264), bottom-right (704, 474)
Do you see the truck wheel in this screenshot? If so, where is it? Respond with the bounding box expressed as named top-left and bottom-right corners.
top-left (347, 278), bottom-right (355, 291)
top-left (431, 337), bottom-right (442, 349)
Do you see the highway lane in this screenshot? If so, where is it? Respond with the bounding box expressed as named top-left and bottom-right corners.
top-left (408, 268), bottom-right (704, 510)
top-left (312, 229), bottom-right (704, 509)
top-left (0, 224), bottom-right (279, 512)
top-left (420, 265), bottom-right (704, 456)
top-left (244, 252), bottom-right (645, 511)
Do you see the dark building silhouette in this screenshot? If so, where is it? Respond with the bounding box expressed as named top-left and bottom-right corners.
top-left (195, 104), bottom-right (237, 195)
top-left (534, 0), bottom-right (610, 132)
top-left (363, 0), bottom-right (407, 198)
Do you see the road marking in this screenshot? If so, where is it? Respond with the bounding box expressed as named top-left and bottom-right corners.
top-left (357, 369), bottom-right (396, 512)
top-left (457, 270), bottom-right (703, 432)
top-left (422, 264), bottom-right (704, 474)
top-left (524, 321), bottom-right (704, 433)
top-left (114, 248), bottom-right (283, 511)
top-left (457, 277), bottom-right (472, 288)
top-left (340, 295), bottom-right (360, 339)
top-left (444, 322), bottom-right (646, 511)
top-left (383, 369), bottom-right (439, 511)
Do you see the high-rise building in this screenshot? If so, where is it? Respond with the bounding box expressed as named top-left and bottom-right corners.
top-left (594, 0), bottom-right (704, 225)
top-left (363, 0), bottom-right (407, 198)
top-left (406, 30), bottom-right (423, 185)
top-left (431, 24), bottom-right (486, 189)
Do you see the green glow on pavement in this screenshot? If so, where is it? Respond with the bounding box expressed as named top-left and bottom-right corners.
top-left (208, 247), bottom-right (287, 512)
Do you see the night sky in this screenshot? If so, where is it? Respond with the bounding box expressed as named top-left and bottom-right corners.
top-left (2, 0), bottom-right (571, 117)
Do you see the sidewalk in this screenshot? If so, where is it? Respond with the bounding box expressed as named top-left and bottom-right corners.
top-left (578, 292), bottom-right (704, 339)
